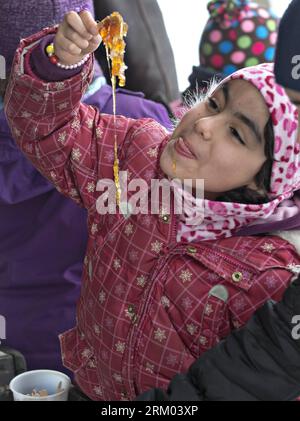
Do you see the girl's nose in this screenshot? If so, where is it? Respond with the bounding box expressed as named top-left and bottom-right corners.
top-left (194, 118), bottom-right (212, 141)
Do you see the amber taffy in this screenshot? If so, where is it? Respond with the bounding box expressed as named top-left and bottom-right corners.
top-left (98, 12), bottom-right (128, 207)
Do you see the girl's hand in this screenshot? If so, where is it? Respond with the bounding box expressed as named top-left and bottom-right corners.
top-left (54, 10), bottom-right (101, 66)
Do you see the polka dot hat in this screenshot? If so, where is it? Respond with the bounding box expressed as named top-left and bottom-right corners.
top-left (199, 0), bottom-right (279, 77)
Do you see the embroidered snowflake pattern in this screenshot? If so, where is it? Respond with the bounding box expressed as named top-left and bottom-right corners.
top-left (58, 131), bottom-right (67, 144)
top-left (98, 290), bottom-right (106, 304)
top-left (144, 169), bottom-right (156, 181)
top-left (265, 276), bottom-right (278, 289)
top-left (124, 223), bottom-right (134, 236)
top-left (112, 373), bottom-right (122, 383)
top-left (181, 296), bottom-right (193, 311)
top-left (81, 348), bottom-right (92, 359)
top-left (205, 303), bottom-right (214, 316)
top-left (31, 93), bottom-right (42, 102)
top-left (104, 150), bottom-right (115, 163)
top-left (236, 247), bottom-right (248, 258)
top-left (85, 118), bottom-right (93, 129)
top-left (179, 269), bottom-right (193, 283)
top-left (21, 111), bottom-right (32, 118)
top-left (147, 146), bottom-right (158, 158)
top-left (261, 242), bottom-right (275, 253)
top-left (91, 223), bottom-right (98, 235)
top-left (166, 353), bottom-right (178, 367)
top-left (136, 275), bottom-right (147, 288)
top-left (93, 386), bottom-right (103, 396)
top-left (96, 127), bottom-right (103, 139)
top-left (151, 240), bottom-right (163, 254)
top-left (115, 341), bottom-right (126, 353)
top-left (242, 271), bottom-right (251, 282)
top-left (128, 249), bottom-right (139, 263)
top-left (161, 296), bottom-right (170, 308)
top-left (145, 362), bottom-right (155, 374)
top-left (113, 258), bottom-right (121, 271)
top-left (88, 359), bottom-right (97, 368)
top-left (115, 283), bottom-right (125, 297)
top-left (199, 336), bottom-right (208, 346)
top-left (55, 81), bottom-right (65, 90)
top-left (140, 215), bottom-right (152, 228)
top-left (71, 147), bottom-right (81, 162)
top-left (108, 232), bottom-right (117, 243)
top-left (94, 324), bottom-right (100, 335)
top-left (87, 182), bottom-right (95, 193)
top-left (57, 101), bottom-right (69, 110)
top-left (207, 272), bottom-right (219, 282)
top-left (71, 118), bottom-right (80, 131)
top-left (233, 298), bottom-right (247, 311)
top-left (186, 323), bottom-right (198, 335)
top-left (205, 252), bottom-right (219, 263)
top-left (153, 328), bottom-right (167, 343)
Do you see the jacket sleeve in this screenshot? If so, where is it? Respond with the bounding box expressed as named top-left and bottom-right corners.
top-left (4, 27), bottom-right (142, 210)
top-left (137, 275), bottom-right (300, 401)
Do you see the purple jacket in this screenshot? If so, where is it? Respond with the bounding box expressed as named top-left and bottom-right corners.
top-left (0, 37), bottom-right (172, 373)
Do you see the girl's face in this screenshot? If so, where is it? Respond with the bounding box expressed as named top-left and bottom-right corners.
top-left (160, 79), bottom-right (270, 200)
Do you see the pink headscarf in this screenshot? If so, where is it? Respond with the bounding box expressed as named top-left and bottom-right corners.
top-left (176, 63), bottom-right (300, 242)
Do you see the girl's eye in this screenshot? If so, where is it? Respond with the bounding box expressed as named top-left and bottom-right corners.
top-left (230, 127), bottom-right (245, 145)
top-left (207, 97), bottom-right (219, 111)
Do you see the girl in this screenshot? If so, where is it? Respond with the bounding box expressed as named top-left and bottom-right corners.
top-left (4, 10), bottom-right (300, 400)
top-left (0, 0), bottom-right (171, 375)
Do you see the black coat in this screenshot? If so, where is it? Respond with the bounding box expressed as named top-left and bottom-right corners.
top-left (137, 276), bottom-right (300, 401)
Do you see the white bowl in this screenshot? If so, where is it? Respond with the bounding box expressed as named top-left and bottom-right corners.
top-left (9, 369), bottom-right (71, 401)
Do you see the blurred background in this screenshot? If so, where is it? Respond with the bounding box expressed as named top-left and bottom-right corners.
top-left (157, 0), bottom-right (293, 90)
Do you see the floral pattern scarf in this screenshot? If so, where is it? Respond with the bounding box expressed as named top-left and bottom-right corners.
top-left (175, 63), bottom-right (300, 242)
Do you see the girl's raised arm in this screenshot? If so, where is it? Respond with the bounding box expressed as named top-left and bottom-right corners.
top-left (4, 11), bottom-right (143, 210)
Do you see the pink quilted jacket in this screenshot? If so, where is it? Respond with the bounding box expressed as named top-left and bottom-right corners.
top-left (5, 28), bottom-right (300, 400)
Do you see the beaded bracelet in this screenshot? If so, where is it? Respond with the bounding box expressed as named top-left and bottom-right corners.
top-left (45, 43), bottom-right (90, 70)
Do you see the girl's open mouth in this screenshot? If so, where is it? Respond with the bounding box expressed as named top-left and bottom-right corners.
top-left (174, 137), bottom-right (196, 159)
